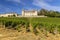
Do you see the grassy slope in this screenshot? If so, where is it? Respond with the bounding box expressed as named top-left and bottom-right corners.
top-left (0, 17), bottom-right (60, 40)
top-left (0, 17), bottom-right (60, 24)
top-left (31, 17), bottom-right (60, 24)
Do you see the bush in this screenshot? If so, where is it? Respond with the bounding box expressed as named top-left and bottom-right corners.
top-left (0, 17), bottom-right (60, 35)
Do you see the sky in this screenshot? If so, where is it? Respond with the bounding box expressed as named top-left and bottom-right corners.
top-left (0, 0), bottom-right (60, 14)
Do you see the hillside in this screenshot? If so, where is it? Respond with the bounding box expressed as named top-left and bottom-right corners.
top-left (0, 17), bottom-right (60, 40)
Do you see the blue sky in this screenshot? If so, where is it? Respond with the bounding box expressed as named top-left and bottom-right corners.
top-left (0, 0), bottom-right (60, 14)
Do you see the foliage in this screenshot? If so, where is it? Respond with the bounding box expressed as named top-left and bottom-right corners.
top-left (0, 17), bottom-right (60, 35)
top-left (38, 9), bottom-right (60, 17)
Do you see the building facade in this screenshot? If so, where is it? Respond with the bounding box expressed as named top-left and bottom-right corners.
top-left (0, 13), bottom-right (17, 17)
top-left (22, 10), bottom-right (38, 16)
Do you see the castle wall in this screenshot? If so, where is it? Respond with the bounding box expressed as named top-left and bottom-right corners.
top-left (22, 10), bottom-right (38, 16)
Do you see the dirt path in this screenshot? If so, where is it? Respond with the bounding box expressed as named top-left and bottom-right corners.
top-left (0, 28), bottom-right (60, 40)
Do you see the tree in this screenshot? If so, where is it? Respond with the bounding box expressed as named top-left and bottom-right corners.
top-left (38, 9), bottom-right (48, 15)
top-left (12, 14), bottom-right (16, 17)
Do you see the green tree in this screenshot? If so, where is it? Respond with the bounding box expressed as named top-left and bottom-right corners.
top-left (38, 9), bottom-right (48, 15)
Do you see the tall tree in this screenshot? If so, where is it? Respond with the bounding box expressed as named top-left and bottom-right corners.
top-left (38, 9), bottom-right (48, 15)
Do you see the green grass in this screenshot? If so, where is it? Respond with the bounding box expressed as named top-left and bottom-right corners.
top-left (31, 17), bottom-right (60, 24)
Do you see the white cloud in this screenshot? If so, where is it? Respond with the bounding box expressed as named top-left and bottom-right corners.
top-left (7, 0), bottom-right (20, 3)
top-left (0, 5), bottom-right (14, 13)
top-left (33, 0), bottom-right (60, 11)
top-left (6, 0), bottom-right (25, 5)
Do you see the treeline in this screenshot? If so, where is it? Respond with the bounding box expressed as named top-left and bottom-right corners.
top-left (38, 9), bottom-right (60, 17)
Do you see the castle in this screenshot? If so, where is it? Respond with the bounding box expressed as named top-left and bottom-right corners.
top-left (0, 10), bottom-right (38, 17)
top-left (0, 10), bottom-right (46, 17)
top-left (22, 10), bottom-right (38, 16)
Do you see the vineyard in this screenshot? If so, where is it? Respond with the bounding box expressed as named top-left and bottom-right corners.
top-left (0, 17), bottom-right (60, 35)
